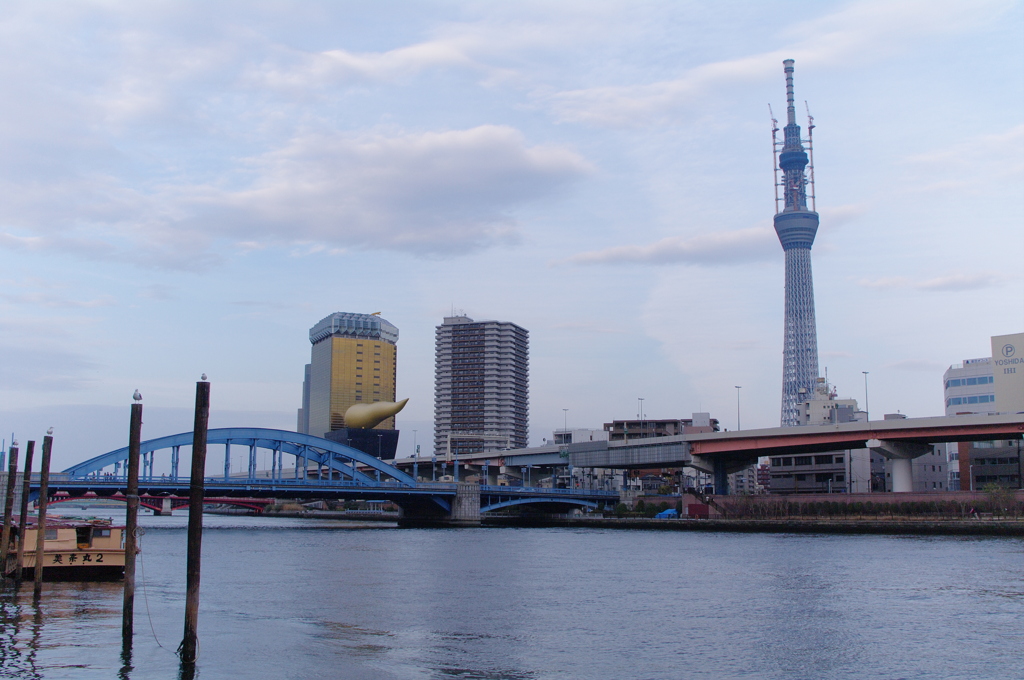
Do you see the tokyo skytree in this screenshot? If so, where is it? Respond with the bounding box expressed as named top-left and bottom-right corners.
top-left (772, 59), bottom-right (820, 426)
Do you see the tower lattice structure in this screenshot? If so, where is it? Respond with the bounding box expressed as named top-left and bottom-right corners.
top-left (772, 59), bottom-right (820, 426)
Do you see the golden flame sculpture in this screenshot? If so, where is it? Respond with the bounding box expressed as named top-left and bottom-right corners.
top-left (343, 398), bottom-right (409, 429)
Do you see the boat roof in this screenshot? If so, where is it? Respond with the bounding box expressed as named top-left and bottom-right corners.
top-left (15, 515), bottom-right (125, 529)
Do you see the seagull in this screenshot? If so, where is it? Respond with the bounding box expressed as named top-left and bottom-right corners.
top-left (47, 427), bottom-right (54, 435)
top-left (201, 373), bottom-right (208, 381)
top-left (133, 389), bottom-right (142, 402)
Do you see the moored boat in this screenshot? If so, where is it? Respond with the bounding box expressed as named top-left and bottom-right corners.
top-left (2, 516), bottom-right (126, 580)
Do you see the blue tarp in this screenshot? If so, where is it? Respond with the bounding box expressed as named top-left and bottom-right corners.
top-left (654, 508), bottom-right (679, 518)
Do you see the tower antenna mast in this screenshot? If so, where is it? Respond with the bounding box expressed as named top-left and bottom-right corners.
top-left (769, 104), bottom-right (781, 214)
top-left (805, 101), bottom-right (816, 212)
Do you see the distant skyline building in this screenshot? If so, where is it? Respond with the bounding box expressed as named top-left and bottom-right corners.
top-left (433, 315), bottom-right (529, 459)
top-left (772, 59), bottom-right (821, 426)
top-left (298, 312), bottom-right (399, 438)
top-left (943, 357), bottom-right (996, 417)
top-left (942, 332), bottom-right (1024, 490)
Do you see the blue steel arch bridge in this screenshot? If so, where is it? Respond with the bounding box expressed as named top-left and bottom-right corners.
top-left (45, 428), bottom-right (617, 524)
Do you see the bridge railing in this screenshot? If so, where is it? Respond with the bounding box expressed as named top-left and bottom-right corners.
top-left (48, 477), bottom-right (457, 492)
top-left (480, 485), bottom-right (619, 497)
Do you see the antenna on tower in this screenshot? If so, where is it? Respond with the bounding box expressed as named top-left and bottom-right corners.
top-left (805, 101), bottom-right (816, 212)
top-left (769, 104), bottom-right (781, 214)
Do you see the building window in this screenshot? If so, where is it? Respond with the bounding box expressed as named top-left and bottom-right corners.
top-left (794, 456), bottom-right (812, 466)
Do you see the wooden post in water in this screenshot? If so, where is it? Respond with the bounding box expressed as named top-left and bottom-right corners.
top-left (122, 395), bottom-right (143, 648)
top-left (1, 442), bottom-right (20, 576)
top-left (34, 432), bottom-right (53, 595)
top-left (15, 440), bottom-right (36, 581)
top-left (180, 377), bottom-right (209, 665)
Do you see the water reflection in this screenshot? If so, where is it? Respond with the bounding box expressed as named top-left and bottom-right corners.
top-left (0, 521), bottom-right (1021, 679)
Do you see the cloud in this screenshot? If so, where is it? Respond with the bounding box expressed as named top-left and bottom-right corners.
top-left (901, 124), bottom-right (1024, 193)
top-left (857, 273), bottom-right (1005, 291)
top-left (548, 0), bottom-right (1011, 126)
top-left (250, 40), bottom-right (478, 89)
top-left (0, 125), bottom-right (591, 268)
top-left (560, 226), bottom-right (775, 266)
top-left (195, 125), bottom-right (592, 255)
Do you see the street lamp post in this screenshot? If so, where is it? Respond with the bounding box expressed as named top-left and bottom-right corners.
top-left (862, 371), bottom-right (870, 421)
top-left (735, 386), bottom-right (742, 431)
top-left (638, 398), bottom-right (645, 438)
top-left (562, 408), bottom-right (569, 442)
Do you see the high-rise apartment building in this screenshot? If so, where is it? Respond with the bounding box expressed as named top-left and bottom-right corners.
top-left (772, 59), bottom-right (822, 426)
top-left (298, 312), bottom-right (398, 438)
top-left (433, 316), bottom-right (529, 458)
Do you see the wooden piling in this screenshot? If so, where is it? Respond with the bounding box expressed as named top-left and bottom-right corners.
top-left (180, 379), bottom-right (209, 664)
top-left (1, 443), bottom-right (20, 576)
top-left (15, 440), bottom-right (35, 581)
top-left (33, 434), bottom-right (53, 595)
top-left (122, 402), bottom-right (143, 647)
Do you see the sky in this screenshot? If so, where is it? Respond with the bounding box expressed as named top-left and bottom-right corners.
top-left (0, 0), bottom-right (1021, 471)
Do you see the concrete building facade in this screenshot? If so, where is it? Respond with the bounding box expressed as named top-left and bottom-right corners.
top-left (433, 315), bottom-right (529, 459)
top-left (768, 379), bottom-right (871, 494)
top-left (992, 332), bottom-right (1024, 414)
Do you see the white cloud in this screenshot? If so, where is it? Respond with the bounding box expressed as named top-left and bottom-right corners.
top-left (857, 273), bottom-right (1005, 291)
top-left (251, 40), bottom-right (478, 89)
top-left (561, 226), bottom-right (775, 266)
top-left (548, 0), bottom-right (1012, 126)
top-left (197, 125), bottom-right (592, 255)
top-left (0, 125), bottom-right (592, 268)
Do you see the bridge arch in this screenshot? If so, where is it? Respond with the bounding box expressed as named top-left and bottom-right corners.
top-left (481, 497), bottom-right (599, 513)
top-left (62, 428), bottom-right (415, 487)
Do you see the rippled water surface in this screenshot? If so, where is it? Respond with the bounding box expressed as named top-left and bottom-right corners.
top-left (1, 511), bottom-right (1022, 679)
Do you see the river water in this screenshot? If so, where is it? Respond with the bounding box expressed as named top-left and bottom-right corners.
top-left (1, 510), bottom-right (1022, 680)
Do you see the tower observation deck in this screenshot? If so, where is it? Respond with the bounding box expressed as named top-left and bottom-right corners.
top-left (772, 59), bottom-right (820, 426)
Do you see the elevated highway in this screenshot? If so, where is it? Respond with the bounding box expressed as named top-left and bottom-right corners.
top-left (558, 413), bottom-right (1024, 494)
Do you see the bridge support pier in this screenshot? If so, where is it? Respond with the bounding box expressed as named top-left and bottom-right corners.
top-left (713, 459), bottom-right (729, 496)
top-left (449, 482), bottom-right (481, 526)
top-left (868, 439), bottom-right (932, 493)
top-left (154, 497), bottom-right (174, 516)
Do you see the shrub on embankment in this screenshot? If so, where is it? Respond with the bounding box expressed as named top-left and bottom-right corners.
top-left (715, 488), bottom-right (1023, 521)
